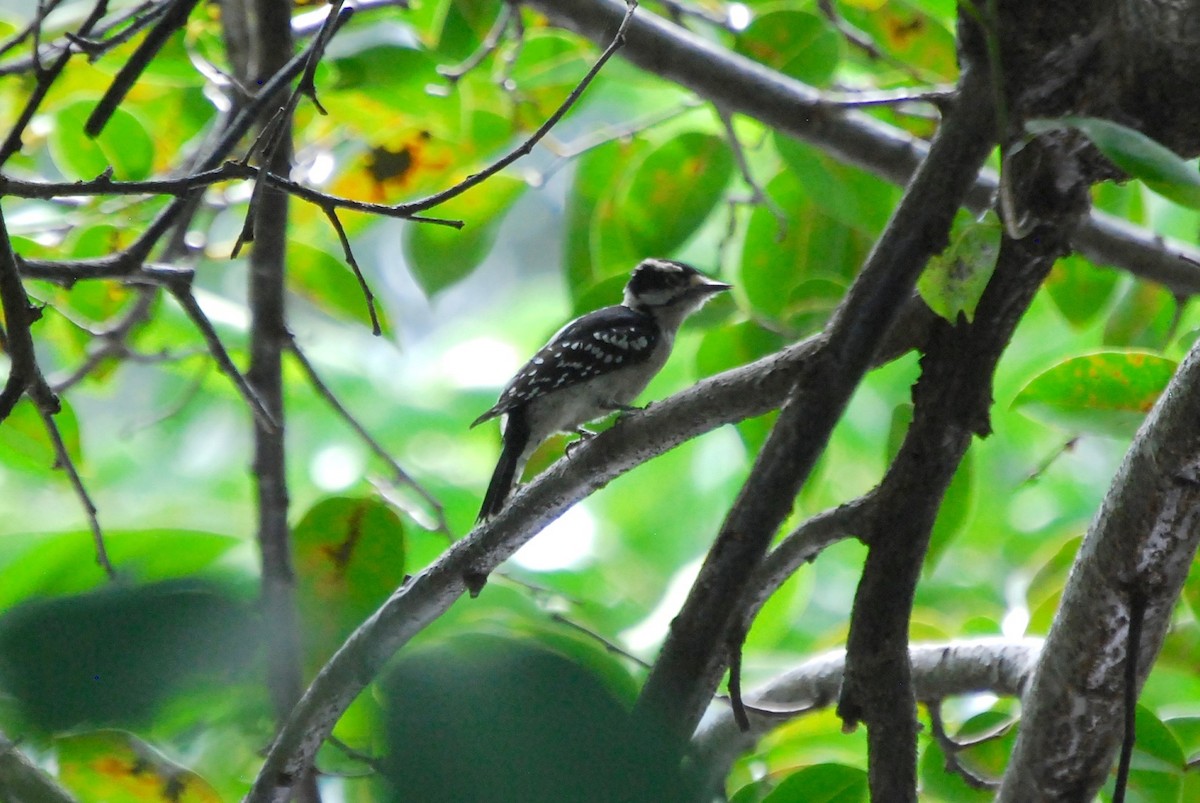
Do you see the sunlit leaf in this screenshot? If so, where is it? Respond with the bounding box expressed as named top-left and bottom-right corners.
top-left (288, 241), bottom-right (391, 333)
top-left (0, 529), bottom-right (243, 610)
top-left (49, 101), bottom-right (154, 181)
top-left (1012, 351), bottom-right (1176, 437)
top-left (732, 763), bottom-right (867, 803)
top-left (918, 210), bottom-right (1002, 324)
top-left (0, 398), bottom-right (82, 474)
top-left (58, 730), bottom-right (221, 803)
top-left (1027, 116), bottom-right (1200, 208)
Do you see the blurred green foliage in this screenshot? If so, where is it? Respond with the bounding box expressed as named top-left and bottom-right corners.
top-left (0, 0), bottom-right (1198, 800)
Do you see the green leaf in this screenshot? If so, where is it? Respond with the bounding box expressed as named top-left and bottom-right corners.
top-left (735, 10), bottom-right (841, 86)
top-left (927, 449), bottom-right (974, 570)
top-left (564, 139), bottom-right (649, 298)
top-left (288, 241), bottom-right (391, 334)
top-left (1012, 351), bottom-right (1176, 437)
top-left (1027, 116), bottom-right (1200, 208)
top-left (1044, 254), bottom-right (1119, 328)
top-left (403, 175), bottom-right (525, 295)
top-left (774, 135), bottom-right (899, 235)
top-left (733, 763), bottom-right (867, 803)
top-left (740, 171), bottom-right (867, 329)
top-left (695, 320), bottom-right (786, 379)
top-left (293, 496), bottom-right (406, 670)
top-left (618, 131), bottom-right (733, 256)
top-left (886, 403), bottom-right (974, 569)
top-left (379, 636), bottom-right (691, 800)
top-left (918, 739), bottom-right (994, 802)
top-left (1098, 706), bottom-right (1184, 801)
top-left (1103, 281), bottom-right (1176, 350)
top-left (886, 402), bottom-right (914, 463)
top-left (0, 397), bottom-right (82, 474)
top-left (49, 101), bottom-right (154, 181)
top-left (0, 529), bottom-right (244, 611)
top-left (918, 210), bottom-right (1002, 323)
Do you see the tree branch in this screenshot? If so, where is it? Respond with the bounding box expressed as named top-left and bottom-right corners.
top-left (692, 638), bottom-right (1043, 795)
top-left (222, 1), bottom-right (320, 801)
top-left (240, 282), bottom-right (932, 803)
top-left (0, 729), bottom-right (80, 803)
top-left (997, 286), bottom-right (1200, 801)
top-left (524, 0), bottom-right (1200, 297)
top-left (631, 46), bottom-right (998, 771)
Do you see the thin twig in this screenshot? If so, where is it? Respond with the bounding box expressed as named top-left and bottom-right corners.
top-left (393, 0), bottom-right (641, 217)
top-left (651, 0), bottom-right (729, 29)
top-left (85, 0), bottom-right (201, 136)
top-left (322, 206), bottom-right (382, 335)
top-left (927, 701), bottom-right (1002, 791)
top-left (49, 289), bottom-right (158, 392)
top-left (38, 405), bottom-right (116, 578)
top-left (549, 612), bottom-right (652, 669)
top-left (716, 107), bottom-right (786, 238)
top-left (0, 0), bottom-right (109, 165)
top-left (436, 1), bottom-right (513, 83)
top-left (0, 0), bottom-right (64, 59)
top-left (161, 278), bottom-right (278, 430)
top-left (286, 337), bottom-right (448, 533)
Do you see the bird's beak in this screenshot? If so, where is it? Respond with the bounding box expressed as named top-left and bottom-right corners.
top-left (691, 274), bottom-right (732, 294)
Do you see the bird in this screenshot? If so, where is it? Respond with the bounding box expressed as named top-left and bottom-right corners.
top-left (471, 258), bottom-right (731, 521)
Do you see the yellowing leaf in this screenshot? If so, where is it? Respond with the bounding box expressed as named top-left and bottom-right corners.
top-left (58, 731), bottom-right (221, 803)
top-left (1012, 351), bottom-right (1177, 437)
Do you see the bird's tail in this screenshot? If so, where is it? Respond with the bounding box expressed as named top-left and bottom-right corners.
top-left (477, 413), bottom-right (530, 522)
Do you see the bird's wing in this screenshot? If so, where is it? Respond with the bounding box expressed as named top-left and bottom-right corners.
top-left (472, 305), bottom-right (660, 424)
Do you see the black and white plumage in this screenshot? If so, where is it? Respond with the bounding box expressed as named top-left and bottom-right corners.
top-left (472, 259), bottom-right (731, 521)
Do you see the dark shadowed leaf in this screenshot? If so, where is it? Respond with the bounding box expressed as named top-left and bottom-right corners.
top-left (0, 579), bottom-right (257, 731)
top-left (379, 636), bottom-right (702, 803)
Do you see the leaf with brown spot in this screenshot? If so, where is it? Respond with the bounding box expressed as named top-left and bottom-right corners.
top-left (57, 731), bottom-right (221, 803)
top-left (294, 497), bottom-right (406, 672)
top-left (1012, 351), bottom-right (1178, 438)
